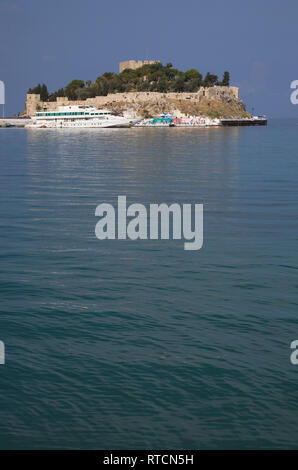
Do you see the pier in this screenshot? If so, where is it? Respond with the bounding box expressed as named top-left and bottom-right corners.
top-left (0, 117), bottom-right (31, 127)
top-left (221, 117), bottom-right (267, 126)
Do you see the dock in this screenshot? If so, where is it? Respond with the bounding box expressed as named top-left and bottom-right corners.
top-left (221, 117), bottom-right (267, 126)
top-left (0, 117), bottom-right (32, 128)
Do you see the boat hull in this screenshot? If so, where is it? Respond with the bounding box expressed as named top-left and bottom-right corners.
top-left (26, 118), bottom-right (131, 129)
top-left (221, 118), bottom-right (267, 126)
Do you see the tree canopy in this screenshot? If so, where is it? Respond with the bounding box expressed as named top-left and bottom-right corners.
top-left (28, 64), bottom-right (230, 101)
top-left (28, 83), bottom-right (49, 101)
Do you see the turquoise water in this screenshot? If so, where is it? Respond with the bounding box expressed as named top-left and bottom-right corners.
top-left (0, 121), bottom-right (298, 449)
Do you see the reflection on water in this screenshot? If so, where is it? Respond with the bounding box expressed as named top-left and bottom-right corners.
top-left (1, 123), bottom-right (298, 449)
top-left (26, 127), bottom-right (241, 208)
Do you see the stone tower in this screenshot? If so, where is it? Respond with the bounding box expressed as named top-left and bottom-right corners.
top-left (119, 60), bottom-right (160, 73)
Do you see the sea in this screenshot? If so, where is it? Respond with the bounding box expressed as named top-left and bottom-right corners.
top-left (0, 120), bottom-right (298, 449)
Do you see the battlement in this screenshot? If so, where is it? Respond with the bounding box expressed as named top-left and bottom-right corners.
top-left (119, 60), bottom-right (160, 73)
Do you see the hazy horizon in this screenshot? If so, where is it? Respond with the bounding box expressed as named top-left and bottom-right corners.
top-left (1, 0), bottom-right (297, 118)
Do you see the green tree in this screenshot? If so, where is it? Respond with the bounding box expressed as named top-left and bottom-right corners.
top-left (173, 74), bottom-right (186, 92)
top-left (40, 84), bottom-right (49, 101)
top-left (65, 79), bottom-right (85, 100)
top-left (94, 77), bottom-right (109, 96)
top-left (156, 78), bottom-right (167, 93)
top-left (203, 72), bottom-right (218, 87)
top-left (184, 69), bottom-right (203, 91)
top-left (28, 62), bottom-right (227, 101)
top-left (77, 87), bottom-right (97, 99)
top-left (221, 71), bottom-right (230, 86)
top-left (48, 88), bottom-right (65, 101)
top-left (28, 84), bottom-right (42, 94)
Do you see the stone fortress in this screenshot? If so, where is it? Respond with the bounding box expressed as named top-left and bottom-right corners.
top-left (25, 61), bottom-right (247, 118)
top-left (119, 60), bottom-right (160, 73)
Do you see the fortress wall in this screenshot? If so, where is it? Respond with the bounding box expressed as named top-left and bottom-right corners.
top-left (119, 60), bottom-right (160, 73)
top-left (25, 86), bottom-right (241, 116)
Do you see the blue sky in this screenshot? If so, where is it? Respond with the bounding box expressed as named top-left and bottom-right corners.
top-left (0, 0), bottom-right (297, 117)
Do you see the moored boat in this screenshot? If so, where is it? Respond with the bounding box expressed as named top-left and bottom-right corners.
top-left (25, 105), bottom-right (131, 128)
top-left (220, 116), bottom-right (267, 126)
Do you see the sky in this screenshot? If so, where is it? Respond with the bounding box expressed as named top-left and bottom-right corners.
top-left (0, 0), bottom-right (297, 117)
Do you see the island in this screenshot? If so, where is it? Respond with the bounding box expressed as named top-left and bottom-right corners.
top-left (25, 61), bottom-right (249, 120)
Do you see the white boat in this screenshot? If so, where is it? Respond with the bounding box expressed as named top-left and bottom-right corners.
top-left (25, 105), bottom-right (131, 128)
